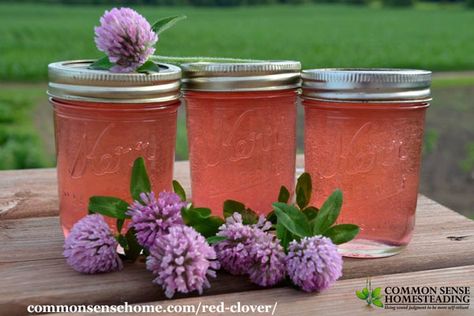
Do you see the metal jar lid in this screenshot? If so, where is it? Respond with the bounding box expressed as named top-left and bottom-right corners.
top-left (180, 61), bottom-right (301, 92)
top-left (48, 60), bottom-right (181, 103)
top-left (301, 68), bottom-right (432, 103)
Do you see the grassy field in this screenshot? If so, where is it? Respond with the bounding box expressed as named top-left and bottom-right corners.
top-left (1, 3), bottom-right (474, 81)
top-left (0, 86), bottom-right (48, 169)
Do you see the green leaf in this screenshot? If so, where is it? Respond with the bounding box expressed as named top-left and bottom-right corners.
top-left (276, 221), bottom-right (293, 251)
top-left (303, 206), bottom-right (319, 221)
top-left (136, 60), bottom-right (160, 74)
top-left (223, 200), bottom-right (245, 218)
top-left (272, 202), bottom-right (311, 237)
top-left (88, 196), bottom-right (129, 219)
top-left (172, 180), bottom-right (186, 201)
top-left (295, 172), bottom-right (312, 209)
top-left (266, 210), bottom-right (277, 225)
top-left (151, 15), bottom-right (186, 35)
top-left (202, 216), bottom-right (225, 237)
top-left (182, 207), bottom-right (224, 237)
top-left (313, 189), bottom-right (343, 235)
top-left (372, 287), bottom-right (382, 299)
top-left (278, 186), bottom-right (290, 203)
top-left (191, 207), bottom-right (211, 217)
top-left (372, 299), bottom-right (384, 308)
top-left (273, 207), bottom-right (299, 237)
top-left (222, 200), bottom-right (258, 225)
top-left (356, 290), bottom-right (368, 300)
top-left (206, 236), bottom-right (226, 245)
top-left (323, 224), bottom-right (360, 245)
top-left (241, 208), bottom-right (259, 225)
top-left (124, 228), bottom-right (142, 262)
top-left (130, 157), bottom-right (151, 202)
top-left (116, 234), bottom-right (127, 248)
top-left (88, 56), bottom-right (113, 70)
top-left (296, 187), bottom-right (307, 210)
top-left (117, 219), bottom-right (125, 234)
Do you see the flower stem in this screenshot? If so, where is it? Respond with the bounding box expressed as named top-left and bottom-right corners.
top-left (150, 55), bottom-right (263, 65)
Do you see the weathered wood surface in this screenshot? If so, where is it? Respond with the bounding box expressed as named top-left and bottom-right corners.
top-left (127, 266), bottom-right (474, 316)
top-left (1, 198), bottom-right (473, 314)
top-left (44, 266), bottom-right (474, 316)
top-left (2, 196), bottom-right (474, 268)
top-left (0, 156), bottom-right (304, 220)
top-left (0, 161), bottom-right (189, 220)
top-left (1, 155), bottom-right (473, 315)
top-left (0, 168), bottom-right (58, 219)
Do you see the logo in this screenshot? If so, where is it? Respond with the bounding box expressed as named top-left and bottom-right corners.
top-left (355, 279), bottom-right (471, 311)
top-left (355, 278), bottom-right (384, 308)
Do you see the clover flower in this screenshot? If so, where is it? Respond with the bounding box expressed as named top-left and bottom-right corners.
top-left (94, 8), bottom-right (158, 72)
top-left (146, 225), bottom-right (220, 298)
top-left (63, 214), bottom-right (123, 274)
top-left (248, 234), bottom-right (286, 287)
top-left (286, 236), bottom-right (343, 292)
top-left (127, 191), bottom-right (186, 249)
top-left (214, 213), bottom-right (269, 275)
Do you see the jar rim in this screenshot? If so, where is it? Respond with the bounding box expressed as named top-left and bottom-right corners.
top-left (301, 68), bottom-right (432, 102)
top-left (47, 60), bottom-right (182, 104)
top-left (181, 61), bottom-right (301, 92)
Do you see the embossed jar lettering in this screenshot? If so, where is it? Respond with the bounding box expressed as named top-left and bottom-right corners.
top-left (68, 123), bottom-right (167, 178)
top-left (198, 109), bottom-right (285, 167)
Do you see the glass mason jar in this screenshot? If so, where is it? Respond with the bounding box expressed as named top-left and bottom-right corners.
top-left (301, 69), bottom-right (431, 258)
top-left (48, 60), bottom-right (181, 236)
top-left (181, 61), bottom-right (301, 216)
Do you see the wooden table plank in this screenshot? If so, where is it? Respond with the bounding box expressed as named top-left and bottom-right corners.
top-left (129, 266), bottom-right (474, 316)
top-left (2, 195), bottom-right (473, 266)
top-left (0, 259), bottom-right (260, 315)
top-left (0, 156), bottom-right (305, 220)
top-left (1, 195), bottom-right (473, 314)
top-left (0, 168), bottom-right (58, 219)
top-left (1, 155), bottom-right (473, 315)
top-left (0, 161), bottom-right (191, 220)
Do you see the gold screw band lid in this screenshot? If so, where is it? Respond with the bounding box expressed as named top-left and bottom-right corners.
top-left (181, 61), bottom-right (301, 92)
top-left (48, 60), bottom-right (182, 104)
top-left (301, 68), bottom-right (432, 102)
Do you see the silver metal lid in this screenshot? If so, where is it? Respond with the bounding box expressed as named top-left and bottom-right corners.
top-left (181, 61), bottom-right (301, 92)
top-left (301, 68), bottom-right (432, 102)
top-left (48, 60), bottom-right (182, 103)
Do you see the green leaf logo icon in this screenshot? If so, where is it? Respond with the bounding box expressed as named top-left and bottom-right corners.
top-left (355, 278), bottom-right (384, 308)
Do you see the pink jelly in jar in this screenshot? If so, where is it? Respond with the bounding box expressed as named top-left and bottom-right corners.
top-left (301, 69), bottom-right (431, 258)
top-left (181, 61), bottom-right (301, 216)
top-left (48, 60), bottom-right (181, 236)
